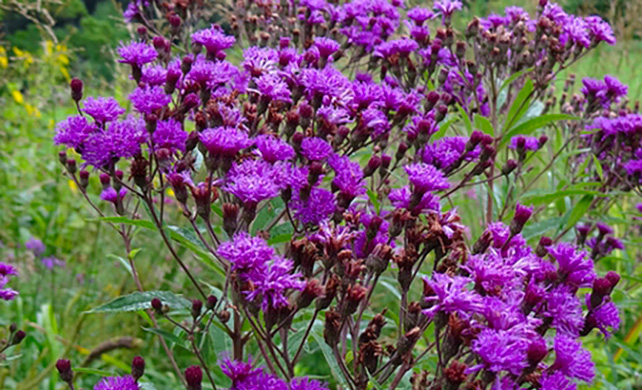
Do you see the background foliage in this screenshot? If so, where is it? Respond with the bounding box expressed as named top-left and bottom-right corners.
top-left (1, 0), bottom-right (641, 388)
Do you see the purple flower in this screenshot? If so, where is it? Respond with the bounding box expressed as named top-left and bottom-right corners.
top-left (542, 2), bottom-right (569, 25)
top-left (54, 116), bottom-right (97, 149)
top-left (470, 328), bottom-right (529, 375)
top-left (404, 163), bottom-right (450, 193)
top-left (255, 135), bottom-right (295, 163)
top-left (313, 37), bottom-right (340, 58)
top-left (300, 67), bottom-right (353, 105)
top-left (407, 7), bottom-right (435, 25)
top-left (256, 74), bottom-right (292, 103)
top-left (374, 38), bottom-right (419, 58)
top-left (192, 25), bottom-right (236, 56)
top-left (200, 127), bottom-right (253, 157)
top-left (93, 375), bottom-right (140, 390)
top-left (218, 232), bottom-right (274, 271)
top-left (291, 187), bottom-right (336, 225)
top-left (82, 97), bottom-right (125, 123)
top-left (221, 358), bottom-right (289, 390)
top-left (423, 272), bottom-right (484, 317)
top-left (25, 237), bottom-right (46, 256)
top-left (585, 298), bottom-right (620, 338)
top-left (585, 16), bottom-right (616, 45)
top-left (301, 137), bottom-right (333, 161)
top-left (328, 154), bottom-right (366, 199)
top-left (550, 334), bottom-right (595, 383)
top-left (433, 0), bottom-right (462, 21)
top-left (545, 285), bottom-right (584, 336)
top-left (242, 47), bottom-right (279, 77)
top-left (361, 107), bottom-right (390, 138)
top-left (141, 65), bottom-right (168, 86)
top-left (290, 377), bottom-right (330, 390)
top-left (404, 112), bottom-right (438, 139)
top-left (117, 41), bottom-right (157, 66)
top-left (604, 75), bottom-right (628, 101)
top-left (421, 137), bottom-right (480, 172)
top-left (464, 252), bottom-right (517, 295)
top-left (42, 256), bottom-right (65, 270)
top-left (225, 161), bottom-right (280, 206)
top-left (0, 262), bottom-right (18, 301)
top-left (549, 243), bottom-right (595, 288)
top-left (152, 118), bottom-right (187, 153)
top-left (123, 2), bottom-right (140, 22)
top-left (540, 372), bottom-right (577, 390)
top-left (509, 136), bottom-right (540, 151)
top-left (389, 186), bottom-right (440, 214)
top-left (624, 159), bottom-right (642, 177)
top-left (129, 86), bottom-right (171, 114)
top-left (100, 187), bottom-right (128, 204)
top-left (505, 6), bottom-right (529, 24)
top-left (245, 256), bottom-right (305, 311)
top-left (561, 17), bottom-right (591, 48)
top-left (82, 116), bottom-right (147, 167)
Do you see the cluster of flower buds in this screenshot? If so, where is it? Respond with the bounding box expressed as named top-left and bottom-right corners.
top-left (56, 356), bottom-right (146, 390)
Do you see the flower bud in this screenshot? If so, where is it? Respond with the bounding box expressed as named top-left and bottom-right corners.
top-left (131, 356), bottom-right (145, 381)
top-left (181, 56), bottom-right (193, 74)
top-left (151, 298), bottom-right (163, 313)
top-left (99, 173), bottom-right (111, 189)
top-left (206, 295), bottom-right (218, 310)
top-left (58, 150), bottom-right (68, 165)
top-left (70, 78), bottom-right (83, 102)
top-left (425, 91), bottom-right (440, 111)
top-left (435, 104), bottom-right (448, 122)
top-left (323, 308), bottom-right (341, 346)
top-left (56, 359), bottom-right (73, 384)
top-left (527, 338), bottom-right (548, 366)
top-left (222, 203), bottom-right (240, 237)
top-left (510, 203), bottom-right (533, 235)
top-left (12, 330), bottom-right (25, 345)
top-left (344, 284), bottom-right (367, 316)
top-left (536, 236), bottom-right (553, 257)
top-left (364, 155), bottom-right (382, 177)
top-left (79, 170), bottom-right (90, 190)
top-left (297, 279), bottom-right (324, 309)
top-left (185, 365), bottom-right (203, 390)
top-left (191, 299), bottom-right (203, 318)
top-left (444, 361), bottom-right (467, 389)
top-left (501, 159), bottom-right (518, 176)
top-left (66, 159), bottom-right (77, 174)
top-left (217, 310), bottom-right (231, 323)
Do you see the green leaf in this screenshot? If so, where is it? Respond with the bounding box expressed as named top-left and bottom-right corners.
top-left (268, 233), bottom-right (293, 245)
top-left (520, 189), bottom-right (606, 206)
top-left (593, 154), bottom-right (604, 182)
top-left (500, 114), bottom-right (577, 147)
top-left (566, 194), bottom-right (594, 229)
top-left (473, 114), bottom-right (494, 136)
top-left (142, 327), bottom-right (187, 349)
top-left (311, 331), bottom-right (349, 388)
top-left (166, 225), bottom-right (225, 277)
top-left (503, 78), bottom-right (534, 131)
top-left (107, 254), bottom-right (134, 278)
top-left (73, 367), bottom-right (115, 377)
top-left (498, 67), bottom-right (534, 94)
top-left (457, 104), bottom-right (472, 134)
top-left (434, 117), bottom-right (456, 139)
top-left (87, 291), bottom-right (191, 313)
top-left (367, 188), bottom-right (381, 214)
top-left (94, 216), bottom-right (156, 230)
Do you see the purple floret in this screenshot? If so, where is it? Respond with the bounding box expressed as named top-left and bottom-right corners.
top-left (404, 163), bottom-right (450, 193)
top-left (152, 118), bottom-right (187, 153)
top-left (192, 25), bottom-right (236, 55)
top-left (199, 127), bottom-right (253, 157)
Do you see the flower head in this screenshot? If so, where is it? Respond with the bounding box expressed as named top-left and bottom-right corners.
top-left (192, 25), bottom-right (236, 55)
top-left (93, 375), bottom-right (139, 390)
top-left (129, 86), bottom-right (171, 114)
top-left (550, 334), bottom-right (595, 383)
top-left (200, 127), bottom-right (253, 157)
top-left (117, 41), bottom-right (157, 66)
top-left (25, 237), bottom-right (46, 256)
top-left (256, 74), bottom-right (292, 103)
top-left (470, 328), bottom-right (529, 375)
top-left (82, 97), bottom-right (125, 123)
top-left (245, 256), bottom-right (305, 311)
top-left (255, 135), bottom-right (295, 163)
top-left (423, 273), bottom-right (484, 317)
top-left (301, 137), bottom-right (333, 161)
top-left (404, 163), bottom-right (450, 193)
top-left (54, 116), bottom-right (97, 149)
top-left (549, 243), bottom-right (595, 288)
top-left (219, 232), bottom-right (274, 271)
top-left (152, 118), bottom-right (187, 153)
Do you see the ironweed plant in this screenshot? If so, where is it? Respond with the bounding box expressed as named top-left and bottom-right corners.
top-left (43, 0), bottom-right (641, 388)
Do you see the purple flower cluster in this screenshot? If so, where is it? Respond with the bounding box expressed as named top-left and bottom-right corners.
top-left (0, 262), bottom-right (18, 300)
top-left (221, 358), bottom-right (328, 389)
top-left (219, 233), bottom-right (304, 310)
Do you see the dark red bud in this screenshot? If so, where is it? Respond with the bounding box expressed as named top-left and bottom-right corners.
top-left (131, 356), bottom-right (145, 381)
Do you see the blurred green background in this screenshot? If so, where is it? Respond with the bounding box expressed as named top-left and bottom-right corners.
top-left (1, 0), bottom-right (641, 389)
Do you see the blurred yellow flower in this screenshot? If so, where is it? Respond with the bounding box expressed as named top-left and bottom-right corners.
top-left (0, 47), bottom-right (8, 69)
top-left (68, 179), bottom-right (78, 194)
top-left (12, 47), bottom-right (33, 68)
top-left (11, 90), bottom-right (24, 104)
top-left (25, 103), bottom-right (41, 118)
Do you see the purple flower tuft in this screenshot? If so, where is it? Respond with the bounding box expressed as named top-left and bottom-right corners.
top-left (117, 41), bottom-right (157, 66)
